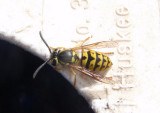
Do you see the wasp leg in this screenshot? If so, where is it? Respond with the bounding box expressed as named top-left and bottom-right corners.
top-left (79, 36), bottom-right (91, 46)
top-left (70, 67), bottom-right (77, 87)
top-left (73, 36), bottom-right (91, 48)
top-left (102, 52), bottom-right (114, 55)
top-left (50, 46), bottom-right (55, 50)
top-left (57, 47), bottom-right (66, 49)
top-left (54, 67), bottom-right (64, 70)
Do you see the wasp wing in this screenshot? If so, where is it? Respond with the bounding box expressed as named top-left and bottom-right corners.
top-left (72, 41), bottom-right (118, 50)
top-left (70, 65), bottom-right (114, 84)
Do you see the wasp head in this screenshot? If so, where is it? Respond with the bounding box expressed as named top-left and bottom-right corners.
top-left (50, 48), bottom-right (61, 66)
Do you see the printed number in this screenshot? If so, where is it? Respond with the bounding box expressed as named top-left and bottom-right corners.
top-left (71, 0), bottom-right (89, 9)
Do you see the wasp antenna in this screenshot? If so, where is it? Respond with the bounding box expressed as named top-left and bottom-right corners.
top-left (33, 59), bottom-right (51, 79)
top-left (39, 31), bottom-right (52, 54)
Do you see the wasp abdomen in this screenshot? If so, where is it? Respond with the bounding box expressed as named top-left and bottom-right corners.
top-left (81, 50), bottom-right (113, 71)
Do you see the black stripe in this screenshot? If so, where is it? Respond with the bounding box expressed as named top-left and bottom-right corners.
top-left (93, 52), bottom-right (101, 71)
top-left (86, 51), bottom-right (95, 69)
top-left (82, 56), bottom-right (87, 60)
top-left (81, 54), bottom-right (87, 65)
top-left (106, 58), bottom-right (110, 68)
top-left (73, 54), bottom-right (79, 61)
top-left (100, 55), bottom-right (106, 70)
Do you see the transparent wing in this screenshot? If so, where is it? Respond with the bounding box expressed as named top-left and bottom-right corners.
top-left (70, 65), bottom-right (114, 84)
top-left (72, 41), bottom-right (118, 50)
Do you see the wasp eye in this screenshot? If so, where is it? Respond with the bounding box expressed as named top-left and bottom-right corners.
top-left (51, 51), bottom-right (58, 58)
top-left (52, 49), bottom-right (60, 57)
top-left (53, 52), bottom-right (58, 56)
top-left (51, 58), bottom-right (58, 66)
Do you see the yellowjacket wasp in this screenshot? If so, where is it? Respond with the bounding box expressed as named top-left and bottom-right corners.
top-left (33, 31), bottom-right (117, 86)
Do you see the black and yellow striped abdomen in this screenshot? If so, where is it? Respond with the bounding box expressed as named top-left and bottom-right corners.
top-left (81, 50), bottom-right (113, 71)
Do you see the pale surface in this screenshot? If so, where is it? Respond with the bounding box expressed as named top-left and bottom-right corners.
top-left (0, 0), bottom-right (160, 113)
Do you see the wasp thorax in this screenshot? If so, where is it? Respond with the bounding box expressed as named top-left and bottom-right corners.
top-left (58, 50), bottom-right (79, 65)
top-left (49, 48), bottom-right (79, 66)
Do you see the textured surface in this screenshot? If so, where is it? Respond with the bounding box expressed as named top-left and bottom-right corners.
top-left (0, 0), bottom-right (160, 113)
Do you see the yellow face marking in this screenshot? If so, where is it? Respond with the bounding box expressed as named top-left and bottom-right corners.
top-left (50, 58), bottom-right (59, 66)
